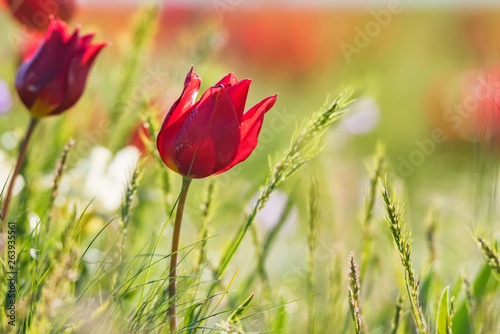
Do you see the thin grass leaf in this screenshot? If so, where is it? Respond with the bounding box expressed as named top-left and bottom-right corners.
top-left (436, 286), bottom-right (451, 334)
top-left (228, 293), bottom-right (254, 323)
top-left (307, 177), bottom-right (319, 334)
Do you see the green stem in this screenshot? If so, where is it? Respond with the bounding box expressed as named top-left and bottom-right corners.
top-left (1, 117), bottom-right (39, 225)
top-left (168, 177), bottom-right (191, 333)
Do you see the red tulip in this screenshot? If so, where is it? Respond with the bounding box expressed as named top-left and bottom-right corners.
top-left (15, 19), bottom-right (107, 118)
top-left (157, 67), bottom-right (277, 179)
top-left (3, 0), bottom-right (76, 30)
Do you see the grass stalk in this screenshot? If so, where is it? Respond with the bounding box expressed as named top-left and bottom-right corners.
top-left (307, 178), bottom-right (319, 333)
top-left (476, 234), bottom-right (500, 275)
top-left (47, 138), bottom-right (75, 226)
top-left (360, 143), bottom-right (385, 280)
top-left (380, 180), bottom-right (428, 334)
top-left (348, 252), bottom-right (365, 334)
top-left (1, 117), bottom-right (39, 224)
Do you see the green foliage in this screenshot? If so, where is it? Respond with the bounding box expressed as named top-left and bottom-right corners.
top-left (436, 286), bottom-right (453, 334)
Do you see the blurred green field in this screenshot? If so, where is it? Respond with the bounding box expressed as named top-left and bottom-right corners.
top-left (0, 3), bottom-right (500, 333)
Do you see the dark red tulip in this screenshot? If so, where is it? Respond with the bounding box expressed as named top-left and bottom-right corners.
top-left (15, 19), bottom-right (107, 118)
top-left (157, 67), bottom-right (277, 179)
top-left (3, 0), bottom-right (76, 30)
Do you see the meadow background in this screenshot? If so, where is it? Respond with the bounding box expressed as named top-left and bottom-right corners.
top-left (0, 0), bottom-right (500, 333)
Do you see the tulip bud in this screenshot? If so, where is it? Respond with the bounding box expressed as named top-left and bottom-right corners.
top-left (157, 67), bottom-right (277, 179)
top-left (15, 19), bottom-right (107, 118)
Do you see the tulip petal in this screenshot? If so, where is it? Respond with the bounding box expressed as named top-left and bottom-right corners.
top-left (48, 19), bottom-right (71, 41)
top-left (40, 31), bottom-right (102, 116)
top-left (157, 68), bottom-right (201, 173)
top-left (175, 86), bottom-right (241, 178)
top-left (216, 95), bottom-right (277, 174)
top-left (79, 33), bottom-right (95, 50)
top-left (157, 117), bottom-right (188, 174)
top-left (50, 42), bottom-right (107, 115)
top-left (15, 20), bottom-right (78, 110)
top-left (216, 73), bottom-right (238, 88)
top-left (160, 67), bottom-right (201, 130)
top-left (226, 78), bottom-right (251, 122)
top-left (82, 41), bottom-right (108, 65)
top-left (15, 23), bottom-right (66, 109)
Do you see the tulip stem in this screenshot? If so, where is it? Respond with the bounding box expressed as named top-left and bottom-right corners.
top-left (168, 177), bottom-right (192, 333)
top-left (1, 117), bottom-right (39, 226)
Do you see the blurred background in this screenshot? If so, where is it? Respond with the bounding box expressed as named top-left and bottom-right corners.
top-left (65, 0), bottom-right (500, 264)
top-left (1, 0), bottom-right (500, 332)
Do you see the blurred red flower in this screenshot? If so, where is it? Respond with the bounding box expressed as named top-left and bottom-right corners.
top-left (157, 67), bottom-right (276, 179)
top-left (129, 121), bottom-right (152, 155)
top-left (3, 0), bottom-right (76, 30)
top-left (427, 67), bottom-right (500, 147)
top-left (464, 67), bottom-right (500, 145)
top-left (15, 19), bottom-right (107, 118)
